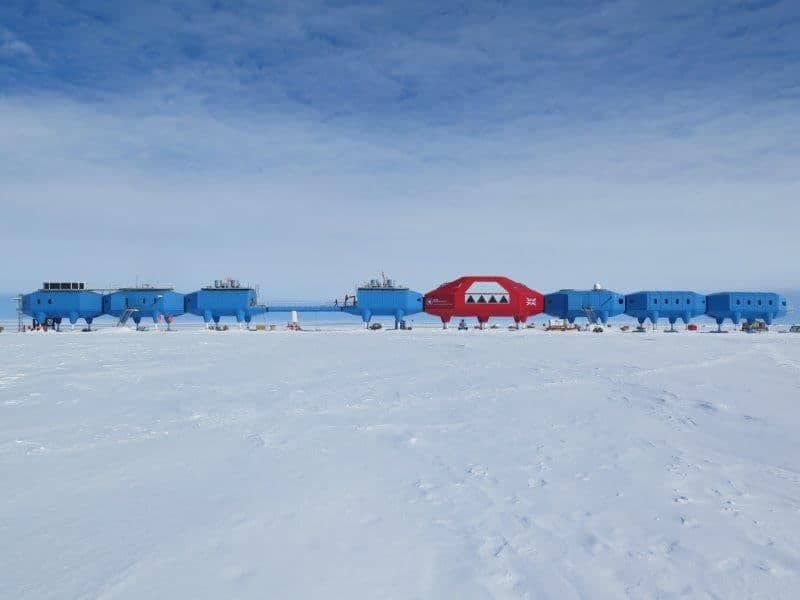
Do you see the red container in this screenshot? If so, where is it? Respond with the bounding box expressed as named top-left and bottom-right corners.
top-left (687, 323), bottom-right (699, 331)
top-left (424, 275), bottom-right (544, 327)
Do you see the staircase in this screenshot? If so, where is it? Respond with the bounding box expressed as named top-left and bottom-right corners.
top-left (117, 308), bottom-right (139, 327)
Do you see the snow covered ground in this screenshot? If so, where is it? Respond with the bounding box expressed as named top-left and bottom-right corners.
top-left (2, 326), bottom-right (800, 599)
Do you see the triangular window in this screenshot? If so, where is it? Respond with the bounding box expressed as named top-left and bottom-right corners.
top-left (499, 295), bottom-right (509, 303)
top-left (466, 295), bottom-right (475, 303)
top-left (477, 295), bottom-right (486, 303)
top-left (488, 295), bottom-right (498, 303)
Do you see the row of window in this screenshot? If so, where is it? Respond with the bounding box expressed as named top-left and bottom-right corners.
top-left (735, 298), bottom-right (777, 306)
top-left (648, 297), bottom-right (782, 307)
top-left (120, 298), bottom-right (161, 307)
top-left (652, 298), bottom-right (702, 305)
top-left (36, 297), bottom-right (164, 306)
top-left (466, 295), bottom-right (509, 304)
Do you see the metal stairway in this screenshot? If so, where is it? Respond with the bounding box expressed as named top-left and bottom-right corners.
top-left (117, 308), bottom-right (139, 327)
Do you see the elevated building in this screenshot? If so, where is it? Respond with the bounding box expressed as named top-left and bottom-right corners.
top-left (705, 292), bottom-right (788, 327)
top-left (184, 278), bottom-right (266, 324)
top-left (424, 275), bottom-right (543, 328)
top-left (624, 291), bottom-right (707, 328)
top-left (103, 286), bottom-right (185, 325)
top-left (21, 282), bottom-right (103, 329)
top-left (544, 285), bottom-right (625, 325)
top-left (341, 277), bottom-right (423, 328)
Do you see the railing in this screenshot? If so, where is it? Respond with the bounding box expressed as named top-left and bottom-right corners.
top-left (117, 308), bottom-right (140, 327)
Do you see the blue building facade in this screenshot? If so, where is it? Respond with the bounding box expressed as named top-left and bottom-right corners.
top-left (184, 280), bottom-right (265, 323)
top-left (103, 287), bottom-right (185, 324)
top-left (21, 282), bottom-right (103, 328)
top-left (705, 292), bottom-right (788, 326)
top-left (544, 288), bottom-right (626, 324)
top-left (624, 291), bottom-right (707, 326)
top-left (342, 279), bottom-right (424, 327)
top-left (266, 277), bottom-right (424, 328)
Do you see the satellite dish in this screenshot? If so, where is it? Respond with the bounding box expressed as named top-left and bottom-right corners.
top-left (593, 282), bottom-right (603, 290)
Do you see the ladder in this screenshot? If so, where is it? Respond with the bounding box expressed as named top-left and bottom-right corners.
top-left (117, 308), bottom-right (139, 327)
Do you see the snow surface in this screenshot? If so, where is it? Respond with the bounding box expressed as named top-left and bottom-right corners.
top-left (2, 326), bottom-right (800, 599)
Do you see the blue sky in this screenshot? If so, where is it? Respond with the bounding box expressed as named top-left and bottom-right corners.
top-left (1, 1), bottom-right (798, 298)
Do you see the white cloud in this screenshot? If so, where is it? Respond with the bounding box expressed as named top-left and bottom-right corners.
top-left (0, 28), bottom-right (38, 62)
top-left (0, 2), bottom-right (798, 294)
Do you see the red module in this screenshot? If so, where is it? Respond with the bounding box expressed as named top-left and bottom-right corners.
top-left (424, 276), bottom-right (544, 328)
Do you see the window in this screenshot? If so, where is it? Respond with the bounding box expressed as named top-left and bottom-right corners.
top-left (736, 299), bottom-right (741, 305)
top-left (769, 300), bottom-right (773, 306)
top-left (654, 298), bottom-right (659, 304)
top-left (37, 299), bottom-right (41, 304)
top-left (747, 300), bottom-right (752, 305)
top-left (758, 300), bottom-right (762, 305)
top-left (618, 298), bottom-right (624, 304)
top-left (687, 298), bottom-right (691, 304)
top-left (675, 299), bottom-right (680, 305)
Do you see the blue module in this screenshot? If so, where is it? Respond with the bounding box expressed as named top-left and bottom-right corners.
top-left (103, 286), bottom-right (185, 325)
top-left (705, 292), bottom-right (787, 327)
top-left (625, 291), bottom-right (707, 327)
top-left (544, 287), bottom-right (626, 324)
top-left (184, 279), bottom-right (266, 324)
top-left (266, 276), bottom-right (424, 328)
top-left (342, 277), bottom-right (424, 327)
top-left (21, 282), bottom-right (103, 329)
